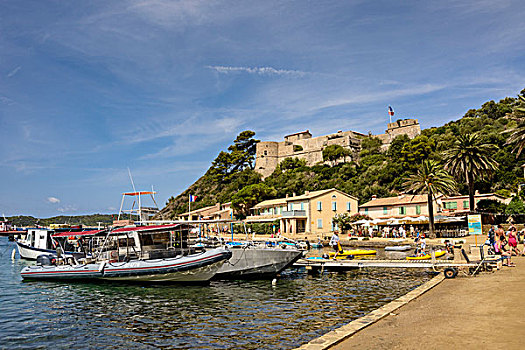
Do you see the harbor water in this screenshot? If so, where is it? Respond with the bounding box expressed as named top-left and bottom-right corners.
top-left (0, 237), bottom-right (433, 349)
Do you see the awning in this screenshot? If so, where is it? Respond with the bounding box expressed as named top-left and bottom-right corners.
top-left (52, 229), bottom-right (105, 238)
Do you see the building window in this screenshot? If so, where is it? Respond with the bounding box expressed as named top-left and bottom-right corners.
top-left (331, 220), bottom-right (338, 231)
top-left (300, 202), bottom-right (304, 210)
top-left (383, 206), bottom-right (388, 215)
top-left (346, 202), bottom-right (351, 211)
top-left (399, 207), bottom-right (406, 215)
top-left (317, 219), bottom-right (323, 229)
top-left (364, 208), bottom-right (368, 215)
top-left (416, 205), bottom-right (421, 215)
top-left (444, 201), bottom-right (457, 210)
top-left (332, 201), bottom-right (337, 211)
top-left (463, 201), bottom-right (469, 209)
top-left (317, 201), bottom-right (322, 211)
top-left (263, 150), bottom-right (267, 156)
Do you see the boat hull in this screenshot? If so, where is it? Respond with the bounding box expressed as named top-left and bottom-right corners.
top-left (213, 246), bottom-right (303, 279)
top-left (16, 241), bottom-right (79, 260)
top-left (21, 248), bottom-right (231, 283)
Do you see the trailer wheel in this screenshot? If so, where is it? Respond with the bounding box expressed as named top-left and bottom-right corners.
top-left (444, 267), bottom-right (458, 279)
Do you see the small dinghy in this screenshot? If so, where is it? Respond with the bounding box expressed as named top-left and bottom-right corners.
top-left (328, 249), bottom-right (376, 258)
top-left (406, 250), bottom-right (446, 260)
top-left (385, 245), bottom-right (412, 251)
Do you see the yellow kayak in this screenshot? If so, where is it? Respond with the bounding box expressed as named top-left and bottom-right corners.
top-left (328, 249), bottom-right (377, 258)
top-left (406, 250), bottom-right (446, 260)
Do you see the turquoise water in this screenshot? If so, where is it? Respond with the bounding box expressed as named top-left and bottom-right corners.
top-left (0, 238), bottom-right (432, 349)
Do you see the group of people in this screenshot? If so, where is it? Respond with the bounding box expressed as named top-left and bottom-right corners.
top-left (488, 224), bottom-right (522, 267)
top-left (347, 225), bottom-right (423, 239)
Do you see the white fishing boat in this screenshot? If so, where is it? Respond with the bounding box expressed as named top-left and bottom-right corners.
top-left (16, 228), bottom-right (85, 260)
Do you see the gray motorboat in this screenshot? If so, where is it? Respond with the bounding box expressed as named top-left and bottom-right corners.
top-left (213, 242), bottom-right (303, 279)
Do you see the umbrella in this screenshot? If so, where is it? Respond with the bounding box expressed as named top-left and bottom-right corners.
top-left (414, 215), bottom-right (428, 222)
top-left (388, 218), bottom-right (401, 225)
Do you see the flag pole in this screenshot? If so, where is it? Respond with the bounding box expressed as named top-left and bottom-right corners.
top-left (188, 194), bottom-right (191, 219)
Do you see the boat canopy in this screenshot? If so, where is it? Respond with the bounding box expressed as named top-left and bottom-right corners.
top-left (51, 223), bottom-right (188, 238)
top-left (122, 191), bottom-right (155, 196)
top-left (52, 229), bottom-right (105, 238)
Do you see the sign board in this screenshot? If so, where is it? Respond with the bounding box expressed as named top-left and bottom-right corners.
top-left (468, 214), bottom-right (482, 235)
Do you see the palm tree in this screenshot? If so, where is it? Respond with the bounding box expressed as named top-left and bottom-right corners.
top-left (403, 160), bottom-right (456, 238)
top-left (444, 133), bottom-right (498, 212)
top-left (505, 94), bottom-right (525, 156)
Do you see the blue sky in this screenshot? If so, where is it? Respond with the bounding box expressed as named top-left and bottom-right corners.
top-left (1, 0), bottom-right (524, 218)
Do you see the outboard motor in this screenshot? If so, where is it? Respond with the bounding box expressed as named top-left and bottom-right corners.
top-left (36, 254), bottom-right (56, 266)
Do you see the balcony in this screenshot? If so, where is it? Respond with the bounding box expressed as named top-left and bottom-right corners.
top-left (282, 210), bottom-right (307, 218)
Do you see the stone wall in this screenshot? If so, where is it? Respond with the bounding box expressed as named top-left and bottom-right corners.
top-left (255, 119), bottom-right (421, 178)
top-left (376, 119), bottom-right (421, 149)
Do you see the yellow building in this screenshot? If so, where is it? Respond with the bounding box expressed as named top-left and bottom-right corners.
top-left (248, 188), bottom-right (359, 235)
top-left (177, 202), bottom-right (233, 221)
top-left (359, 194), bottom-right (432, 219)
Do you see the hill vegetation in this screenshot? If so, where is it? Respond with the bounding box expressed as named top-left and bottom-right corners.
top-left (160, 88), bottom-right (525, 219)
top-left (6, 214), bottom-right (115, 227)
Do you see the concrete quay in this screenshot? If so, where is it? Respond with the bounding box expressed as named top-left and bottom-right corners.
top-left (296, 234), bottom-right (525, 350)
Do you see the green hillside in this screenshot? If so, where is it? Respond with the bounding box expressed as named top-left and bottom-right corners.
top-left (7, 214), bottom-right (115, 227)
top-left (159, 88), bottom-right (525, 219)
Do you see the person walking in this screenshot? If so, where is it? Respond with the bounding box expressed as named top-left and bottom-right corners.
top-left (330, 231), bottom-right (342, 259)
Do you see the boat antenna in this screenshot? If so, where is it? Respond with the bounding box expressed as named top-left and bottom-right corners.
top-left (128, 168), bottom-right (141, 222)
top-left (151, 185), bottom-right (159, 209)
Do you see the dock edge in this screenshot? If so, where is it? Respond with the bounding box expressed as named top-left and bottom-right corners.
top-left (294, 273), bottom-right (445, 350)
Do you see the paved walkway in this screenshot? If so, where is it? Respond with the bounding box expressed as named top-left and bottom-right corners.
top-left (332, 255), bottom-right (525, 349)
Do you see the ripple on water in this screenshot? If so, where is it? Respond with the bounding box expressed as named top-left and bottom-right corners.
top-left (0, 238), bottom-right (433, 349)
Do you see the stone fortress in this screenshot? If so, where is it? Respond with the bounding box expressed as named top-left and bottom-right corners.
top-left (255, 118), bottom-right (421, 178)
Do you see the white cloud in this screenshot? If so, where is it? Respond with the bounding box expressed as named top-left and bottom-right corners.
top-left (207, 65), bottom-right (307, 77)
top-left (57, 205), bottom-right (77, 213)
top-left (0, 96), bottom-right (15, 105)
top-left (47, 197), bottom-right (61, 204)
top-left (7, 66), bottom-right (21, 78)
top-left (118, 115), bottom-right (244, 145)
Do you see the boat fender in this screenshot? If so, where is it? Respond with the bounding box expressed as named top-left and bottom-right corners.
top-left (11, 248), bottom-right (16, 260)
top-left (98, 261), bottom-right (106, 273)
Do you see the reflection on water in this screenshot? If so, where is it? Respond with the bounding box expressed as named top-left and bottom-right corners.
top-left (1, 238), bottom-right (432, 349)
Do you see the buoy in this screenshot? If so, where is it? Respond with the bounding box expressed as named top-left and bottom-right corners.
top-left (11, 248), bottom-right (16, 260)
top-left (272, 278), bottom-right (277, 286)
